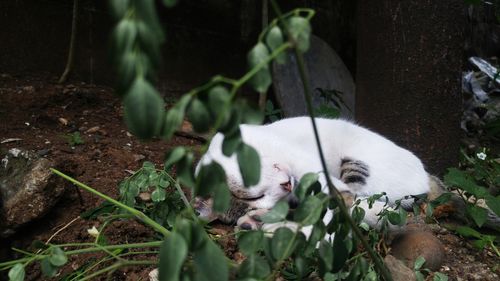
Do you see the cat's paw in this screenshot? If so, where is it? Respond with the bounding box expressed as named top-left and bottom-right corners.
top-left (236, 209), bottom-right (269, 230)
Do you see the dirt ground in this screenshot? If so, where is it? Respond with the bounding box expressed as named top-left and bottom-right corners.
top-left (0, 74), bottom-right (498, 280)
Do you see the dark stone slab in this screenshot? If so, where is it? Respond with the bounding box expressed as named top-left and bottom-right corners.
top-left (272, 35), bottom-right (355, 119)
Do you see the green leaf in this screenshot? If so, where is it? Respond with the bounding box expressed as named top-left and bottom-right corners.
top-left (294, 256), bottom-right (310, 280)
top-left (113, 18), bottom-right (137, 53)
top-left (219, 108), bottom-right (241, 135)
top-left (416, 271), bottom-right (425, 281)
top-left (195, 162), bottom-right (230, 212)
top-left (387, 211), bottom-right (402, 225)
top-left (159, 232), bottom-right (188, 281)
top-left (319, 240), bottom-right (333, 272)
top-left (162, 0), bottom-right (177, 8)
top-left (430, 192), bottom-right (452, 206)
top-left (444, 168), bottom-right (488, 198)
top-left (142, 161), bottom-right (155, 170)
top-left (485, 195), bottom-right (500, 216)
top-left (49, 246), bottom-right (68, 267)
top-left (222, 131), bottom-right (242, 157)
top-left (331, 235), bottom-right (349, 273)
top-left (109, 0), bottom-right (131, 19)
top-left (433, 272), bottom-right (449, 281)
top-left (41, 257), bottom-right (57, 277)
top-left (414, 256), bottom-right (426, 270)
top-left (265, 26), bottom-right (286, 64)
top-left (293, 195), bottom-right (323, 225)
top-left (237, 230), bottom-right (264, 255)
top-left (175, 219), bottom-right (193, 247)
top-left (177, 152), bottom-right (195, 188)
top-left (190, 222), bottom-right (208, 251)
top-left (152, 188), bottom-right (166, 202)
top-left (212, 182), bottom-right (231, 213)
top-left (193, 239), bottom-right (229, 281)
top-left (165, 147), bottom-right (186, 169)
top-left (294, 173), bottom-right (319, 201)
top-left (8, 264), bottom-right (25, 281)
top-left (237, 143), bottom-right (261, 187)
top-left (158, 173), bottom-right (170, 188)
top-left (136, 20), bottom-right (162, 64)
top-left (116, 52), bottom-right (153, 95)
top-left (261, 200), bottom-right (289, 223)
top-left (247, 42), bottom-right (272, 94)
top-left (466, 204), bottom-right (488, 227)
top-left (238, 254), bottom-right (270, 279)
top-left (456, 225), bottom-right (482, 239)
top-left (187, 98), bottom-right (212, 133)
top-left (195, 162), bottom-right (227, 198)
top-left (163, 95), bottom-right (191, 140)
top-left (80, 201), bottom-right (115, 220)
top-left (123, 77), bottom-right (165, 139)
top-left (271, 227), bottom-right (295, 260)
top-left (207, 86), bottom-right (230, 118)
top-left (473, 239), bottom-right (488, 250)
top-left (352, 206), bottom-right (366, 224)
top-left (239, 101), bottom-right (264, 125)
top-left (287, 16), bottom-right (312, 53)
top-left (304, 221), bottom-right (325, 255)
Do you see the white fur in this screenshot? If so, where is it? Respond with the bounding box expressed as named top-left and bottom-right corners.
top-left (196, 117), bottom-right (430, 237)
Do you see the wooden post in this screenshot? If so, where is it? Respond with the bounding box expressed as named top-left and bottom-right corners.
top-left (356, 0), bottom-right (464, 175)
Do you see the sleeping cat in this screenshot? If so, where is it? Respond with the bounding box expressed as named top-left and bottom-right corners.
top-left (195, 117), bottom-right (434, 237)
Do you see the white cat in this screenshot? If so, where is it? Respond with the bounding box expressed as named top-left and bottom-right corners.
top-left (195, 117), bottom-right (433, 238)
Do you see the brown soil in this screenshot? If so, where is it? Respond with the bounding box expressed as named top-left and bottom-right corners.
top-left (0, 74), bottom-right (498, 280)
top-left (0, 73), bottom-right (198, 280)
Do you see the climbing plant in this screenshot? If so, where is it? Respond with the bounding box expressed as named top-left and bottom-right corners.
top-left (1, 1), bottom-right (401, 280)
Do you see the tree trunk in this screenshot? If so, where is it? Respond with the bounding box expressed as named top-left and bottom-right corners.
top-left (356, 0), bottom-right (464, 175)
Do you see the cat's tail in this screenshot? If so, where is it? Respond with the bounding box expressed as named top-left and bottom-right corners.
top-left (427, 174), bottom-right (500, 232)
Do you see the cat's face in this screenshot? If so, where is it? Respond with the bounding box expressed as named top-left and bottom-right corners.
top-left (194, 161), bottom-right (294, 222)
top-left (226, 162), bottom-right (294, 209)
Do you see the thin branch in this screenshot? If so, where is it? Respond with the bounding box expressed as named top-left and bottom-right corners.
top-left (268, 1), bottom-right (393, 280)
top-left (50, 169), bottom-right (170, 237)
top-left (58, 0), bottom-right (79, 84)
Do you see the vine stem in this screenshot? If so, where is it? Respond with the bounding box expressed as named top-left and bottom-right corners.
top-left (268, 1), bottom-right (393, 280)
top-left (0, 241), bottom-right (162, 269)
top-left (50, 168), bottom-right (170, 237)
top-left (78, 260), bottom-right (156, 281)
top-left (58, 0), bottom-right (79, 84)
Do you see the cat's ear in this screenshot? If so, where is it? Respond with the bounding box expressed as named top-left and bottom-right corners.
top-left (272, 163), bottom-right (291, 175)
top-left (273, 163), bottom-right (293, 192)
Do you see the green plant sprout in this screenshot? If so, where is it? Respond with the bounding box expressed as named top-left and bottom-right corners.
top-left (64, 132), bottom-right (84, 147)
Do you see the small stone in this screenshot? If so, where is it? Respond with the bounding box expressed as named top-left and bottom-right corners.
top-left (85, 126), bottom-right (100, 134)
top-left (58, 118), bottom-right (69, 126)
top-left (37, 149), bottom-right (50, 156)
top-left (98, 129), bottom-right (108, 136)
top-left (22, 86), bottom-right (35, 94)
top-left (384, 255), bottom-right (416, 281)
top-left (391, 230), bottom-right (445, 271)
top-left (133, 154), bottom-right (146, 162)
top-left (138, 192), bottom-right (151, 202)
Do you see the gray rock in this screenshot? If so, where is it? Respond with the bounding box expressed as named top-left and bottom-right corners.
top-left (0, 148), bottom-right (64, 237)
top-left (384, 254), bottom-right (416, 281)
top-left (272, 35), bottom-right (355, 119)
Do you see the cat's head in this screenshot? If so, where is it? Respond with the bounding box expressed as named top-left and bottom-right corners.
top-left (194, 156), bottom-right (295, 223)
